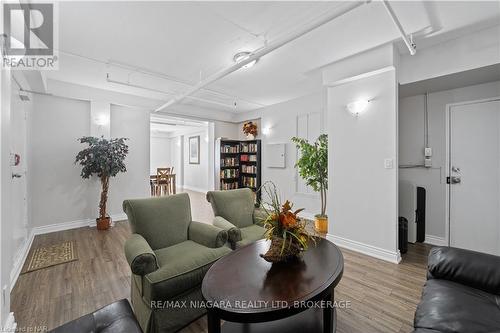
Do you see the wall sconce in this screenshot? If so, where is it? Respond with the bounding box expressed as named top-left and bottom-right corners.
top-left (346, 100), bottom-right (370, 117)
top-left (94, 114), bottom-right (109, 126)
top-left (262, 126), bottom-right (272, 136)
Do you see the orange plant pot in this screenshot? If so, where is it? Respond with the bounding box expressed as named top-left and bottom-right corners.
top-left (314, 216), bottom-right (328, 234)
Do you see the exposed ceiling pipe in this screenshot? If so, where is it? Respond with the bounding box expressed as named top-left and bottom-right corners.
top-left (106, 60), bottom-right (265, 108)
top-left (154, 1), bottom-right (368, 112)
top-left (106, 74), bottom-right (239, 110)
top-left (382, 0), bottom-right (416, 55)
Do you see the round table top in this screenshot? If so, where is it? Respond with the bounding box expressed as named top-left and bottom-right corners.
top-left (201, 238), bottom-right (344, 317)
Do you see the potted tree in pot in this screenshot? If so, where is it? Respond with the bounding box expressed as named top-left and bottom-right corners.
top-left (75, 136), bottom-right (129, 230)
top-left (291, 134), bottom-right (328, 233)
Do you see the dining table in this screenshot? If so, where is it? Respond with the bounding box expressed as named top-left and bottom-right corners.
top-left (150, 173), bottom-right (176, 196)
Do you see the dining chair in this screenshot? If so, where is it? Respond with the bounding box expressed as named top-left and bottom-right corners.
top-left (156, 168), bottom-right (172, 196)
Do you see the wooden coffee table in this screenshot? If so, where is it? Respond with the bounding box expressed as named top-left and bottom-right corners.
top-left (201, 238), bottom-right (344, 333)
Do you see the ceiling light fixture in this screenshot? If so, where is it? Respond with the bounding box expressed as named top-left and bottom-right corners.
top-left (233, 51), bottom-right (257, 69)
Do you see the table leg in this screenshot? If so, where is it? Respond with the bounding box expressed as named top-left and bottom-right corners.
top-left (323, 291), bottom-right (334, 333)
top-left (207, 309), bottom-right (221, 333)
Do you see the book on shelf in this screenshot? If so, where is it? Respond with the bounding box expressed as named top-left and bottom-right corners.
top-left (240, 143), bottom-right (258, 153)
top-left (241, 165), bottom-right (257, 173)
top-left (220, 169), bottom-right (239, 179)
top-left (216, 138), bottom-right (261, 202)
top-left (242, 176), bottom-right (257, 188)
top-left (221, 157), bottom-right (239, 167)
top-left (220, 181), bottom-right (238, 190)
top-left (240, 154), bottom-right (257, 162)
top-left (221, 144), bottom-right (240, 153)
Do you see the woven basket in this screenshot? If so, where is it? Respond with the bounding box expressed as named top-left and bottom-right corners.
top-left (260, 237), bottom-right (302, 263)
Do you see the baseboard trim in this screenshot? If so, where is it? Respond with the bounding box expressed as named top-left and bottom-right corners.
top-left (181, 185), bottom-right (208, 193)
top-left (2, 312), bottom-right (16, 331)
top-left (10, 230), bottom-right (35, 291)
top-left (326, 234), bottom-right (401, 264)
top-left (298, 212), bottom-right (316, 221)
top-left (425, 234), bottom-right (447, 246)
top-left (33, 218), bottom-right (94, 235)
top-left (110, 213), bottom-right (127, 222)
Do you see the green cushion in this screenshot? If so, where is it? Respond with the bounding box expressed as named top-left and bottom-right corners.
top-left (188, 221), bottom-right (227, 248)
top-left (206, 188), bottom-right (255, 228)
top-left (253, 207), bottom-right (268, 226)
top-left (143, 240), bottom-right (231, 302)
top-left (123, 193), bottom-right (191, 250)
top-left (235, 224), bottom-right (266, 249)
top-left (125, 234), bottom-right (159, 276)
top-left (212, 216), bottom-right (241, 243)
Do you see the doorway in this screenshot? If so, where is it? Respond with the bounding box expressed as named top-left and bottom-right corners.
top-left (150, 115), bottom-right (214, 194)
top-left (446, 97), bottom-right (500, 255)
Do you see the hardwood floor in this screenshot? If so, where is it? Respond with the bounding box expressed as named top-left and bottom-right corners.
top-left (11, 190), bottom-right (430, 332)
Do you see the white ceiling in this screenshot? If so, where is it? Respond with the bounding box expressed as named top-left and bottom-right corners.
top-left (150, 115), bottom-right (208, 135)
top-left (46, 1), bottom-right (500, 114)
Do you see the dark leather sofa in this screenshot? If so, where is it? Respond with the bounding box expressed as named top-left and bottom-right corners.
top-left (49, 299), bottom-right (142, 333)
top-left (413, 246), bottom-right (500, 333)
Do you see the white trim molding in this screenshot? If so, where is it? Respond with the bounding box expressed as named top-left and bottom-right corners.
top-left (424, 234), bottom-right (447, 247)
top-left (10, 231), bottom-right (35, 291)
top-left (2, 312), bottom-right (17, 331)
top-left (326, 234), bottom-right (401, 264)
top-left (298, 211), bottom-right (316, 221)
top-left (181, 185), bottom-right (208, 194)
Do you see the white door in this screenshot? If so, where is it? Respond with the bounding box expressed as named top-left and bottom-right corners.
top-left (10, 87), bottom-right (29, 251)
top-left (449, 99), bottom-right (500, 255)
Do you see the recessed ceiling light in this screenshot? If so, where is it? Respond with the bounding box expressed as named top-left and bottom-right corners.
top-left (233, 51), bottom-right (257, 69)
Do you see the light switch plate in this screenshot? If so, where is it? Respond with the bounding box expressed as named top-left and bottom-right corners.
top-left (384, 158), bottom-right (394, 169)
top-left (424, 147), bottom-right (432, 157)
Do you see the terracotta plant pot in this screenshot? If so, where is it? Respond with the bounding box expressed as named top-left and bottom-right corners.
top-left (96, 216), bottom-right (111, 230)
top-left (315, 216), bottom-right (328, 234)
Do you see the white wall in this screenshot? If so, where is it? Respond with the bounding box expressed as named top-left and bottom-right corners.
top-left (233, 92), bottom-right (326, 218)
top-left (108, 105), bottom-right (150, 216)
top-left (399, 25), bottom-right (500, 85)
top-left (150, 135), bottom-right (172, 174)
top-left (214, 120), bottom-right (238, 140)
top-left (0, 68), bottom-right (13, 327)
top-left (29, 95), bottom-right (93, 227)
top-left (327, 69), bottom-right (399, 262)
top-left (181, 128), bottom-right (209, 192)
top-left (399, 80), bottom-right (500, 242)
top-left (28, 95), bottom-right (151, 228)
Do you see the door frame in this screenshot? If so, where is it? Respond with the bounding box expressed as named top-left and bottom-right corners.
top-left (445, 96), bottom-right (500, 247)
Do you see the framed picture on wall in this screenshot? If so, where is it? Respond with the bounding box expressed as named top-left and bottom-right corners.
top-left (189, 136), bottom-right (200, 164)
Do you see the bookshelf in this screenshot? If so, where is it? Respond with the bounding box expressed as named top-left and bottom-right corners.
top-left (215, 138), bottom-right (262, 202)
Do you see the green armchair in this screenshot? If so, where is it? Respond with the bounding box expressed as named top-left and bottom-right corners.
top-left (206, 188), bottom-right (267, 249)
top-left (123, 193), bottom-right (231, 333)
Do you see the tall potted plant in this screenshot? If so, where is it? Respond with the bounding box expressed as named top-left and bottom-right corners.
top-left (75, 136), bottom-right (129, 230)
top-left (291, 134), bottom-right (328, 233)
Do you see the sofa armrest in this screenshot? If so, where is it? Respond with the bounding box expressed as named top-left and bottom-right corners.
top-left (213, 216), bottom-right (241, 243)
top-left (189, 221), bottom-right (228, 248)
top-left (253, 207), bottom-right (268, 226)
top-left (428, 246), bottom-right (500, 295)
top-left (124, 234), bottom-right (158, 276)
